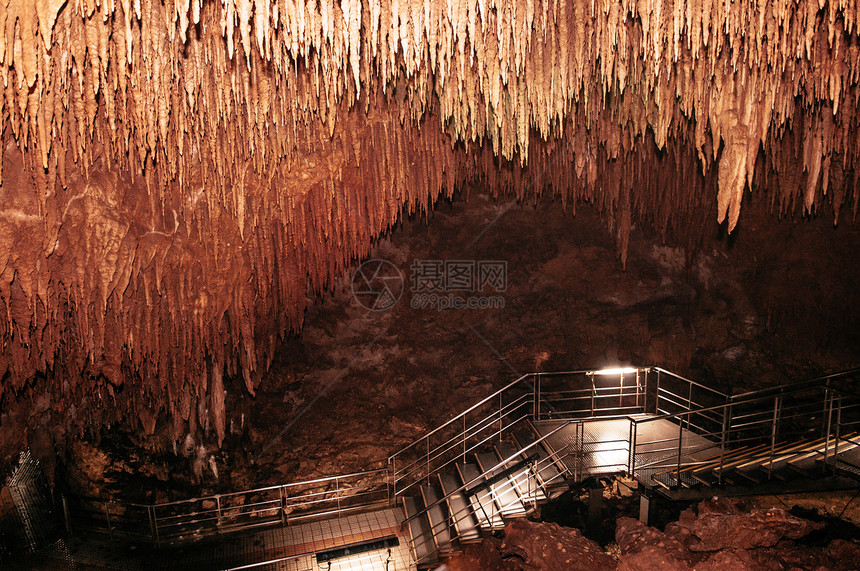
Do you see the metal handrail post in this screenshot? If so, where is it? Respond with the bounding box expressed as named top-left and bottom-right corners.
top-left (279, 486), bottom-right (287, 524)
top-left (499, 393), bottom-right (503, 443)
top-left (148, 505), bottom-right (156, 544)
top-left (426, 438), bottom-right (431, 485)
top-left (833, 395), bottom-right (843, 470)
top-left (718, 403), bottom-right (731, 485)
top-left (655, 370), bottom-right (661, 415)
top-left (462, 416), bottom-right (466, 464)
top-left (153, 507), bottom-right (160, 546)
top-left (535, 374), bottom-right (540, 420)
top-left (687, 381), bottom-right (693, 412)
top-left (675, 418), bottom-right (684, 488)
top-left (824, 389), bottom-right (834, 464)
top-left (768, 396), bottom-right (781, 478)
top-left (216, 495), bottom-right (223, 531)
top-left (628, 421), bottom-right (637, 475)
top-left (590, 375), bottom-right (596, 416)
top-left (105, 503), bottom-right (113, 541)
top-left (336, 477), bottom-right (342, 516)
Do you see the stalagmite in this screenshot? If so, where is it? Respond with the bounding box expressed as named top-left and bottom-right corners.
top-left (0, 0), bottom-right (858, 442)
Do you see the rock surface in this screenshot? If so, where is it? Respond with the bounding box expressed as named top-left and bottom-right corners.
top-left (501, 518), bottom-right (617, 570)
top-left (676, 497), bottom-right (825, 551)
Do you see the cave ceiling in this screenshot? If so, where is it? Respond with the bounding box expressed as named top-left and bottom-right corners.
top-left (0, 0), bottom-right (858, 441)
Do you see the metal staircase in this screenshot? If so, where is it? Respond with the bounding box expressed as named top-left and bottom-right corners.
top-left (390, 367), bottom-right (860, 568)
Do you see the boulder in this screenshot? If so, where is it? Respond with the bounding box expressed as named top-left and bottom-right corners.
top-left (676, 498), bottom-right (823, 551)
top-left (615, 517), bottom-right (696, 565)
top-left (501, 518), bottom-right (616, 571)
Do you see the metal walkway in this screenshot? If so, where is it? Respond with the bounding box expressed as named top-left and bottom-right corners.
top-left (391, 367), bottom-right (860, 568)
top-left (28, 366), bottom-right (858, 570)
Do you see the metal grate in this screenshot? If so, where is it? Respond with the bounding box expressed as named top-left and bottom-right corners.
top-left (5, 450), bottom-right (57, 554)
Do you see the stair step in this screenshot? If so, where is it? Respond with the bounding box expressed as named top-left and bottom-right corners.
top-left (512, 427), bottom-right (564, 489)
top-left (475, 452), bottom-right (527, 517)
top-left (495, 442), bottom-right (546, 504)
top-left (420, 485), bottom-right (454, 555)
top-left (438, 474), bottom-right (481, 543)
top-left (456, 462), bottom-right (504, 530)
top-left (402, 496), bottom-right (438, 567)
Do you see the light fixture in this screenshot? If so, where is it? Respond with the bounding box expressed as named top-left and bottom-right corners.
top-left (592, 367), bottom-right (640, 376)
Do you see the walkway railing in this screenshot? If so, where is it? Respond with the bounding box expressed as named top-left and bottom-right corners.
top-left (66, 469), bottom-right (389, 546)
top-left (629, 368), bottom-right (860, 488)
top-left (64, 366), bottom-right (860, 549)
top-left (388, 367), bottom-right (668, 497)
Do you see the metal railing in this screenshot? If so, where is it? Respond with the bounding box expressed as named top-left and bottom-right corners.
top-left (388, 367), bottom-right (662, 497)
top-left (67, 468), bottom-right (389, 546)
top-left (629, 368), bottom-right (860, 489)
top-left (65, 365), bottom-right (860, 554)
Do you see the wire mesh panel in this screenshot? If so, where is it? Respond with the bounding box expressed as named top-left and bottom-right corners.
top-left (4, 450), bottom-right (57, 554)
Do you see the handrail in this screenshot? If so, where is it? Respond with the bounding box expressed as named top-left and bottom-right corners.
top-left (401, 421), bottom-right (573, 527)
top-left (392, 394), bottom-right (532, 482)
top-left (652, 367), bottom-right (731, 399)
top-left (389, 374), bottom-right (534, 459)
top-left (636, 377), bottom-right (859, 427)
top-left (727, 367), bottom-right (860, 402)
top-left (148, 468), bottom-right (388, 509)
top-left (389, 369), bottom-right (602, 461)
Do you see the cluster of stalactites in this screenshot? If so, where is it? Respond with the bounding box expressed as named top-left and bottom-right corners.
top-left (2, 0), bottom-right (859, 225)
top-left (0, 0), bottom-right (858, 441)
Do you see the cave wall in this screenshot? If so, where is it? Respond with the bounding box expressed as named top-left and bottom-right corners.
top-left (0, 0), bottom-right (858, 450)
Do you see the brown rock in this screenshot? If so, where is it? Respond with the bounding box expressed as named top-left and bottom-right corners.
top-left (686, 508), bottom-right (824, 551)
top-left (616, 545), bottom-right (692, 571)
top-left (615, 517), bottom-right (696, 565)
top-left (694, 549), bottom-right (758, 571)
top-left (824, 539), bottom-right (860, 570)
top-left (445, 538), bottom-right (517, 571)
top-left (501, 518), bottom-right (616, 571)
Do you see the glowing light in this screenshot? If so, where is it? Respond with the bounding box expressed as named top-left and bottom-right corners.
top-left (593, 367), bottom-right (640, 376)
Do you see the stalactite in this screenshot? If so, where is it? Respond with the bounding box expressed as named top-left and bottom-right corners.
top-left (0, 0), bottom-right (858, 442)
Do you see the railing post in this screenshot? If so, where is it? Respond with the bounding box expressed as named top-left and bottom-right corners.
top-left (147, 505), bottom-right (156, 544)
top-left (833, 395), bottom-right (843, 470)
top-left (535, 373), bottom-right (540, 420)
top-left (718, 403), bottom-right (731, 485)
top-left (628, 421), bottom-right (637, 475)
top-left (655, 370), bottom-right (661, 415)
top-left (675, 417), bottom-right (684, 488)
top-left (687, 381), bottom-right (693, 411)
top-left (62, 495), bottom-right (72, 535)
top-left (823, 389), bottom-right (834, 466)
top-left (336, 477), bottom-right (342, 516)
top-left (152, 506), bottom-right (160, 546)
top-left (426, 438), bottom-right (431, 485)
top-left (462, 416), bottom-right (466, 464)
top-left (104, 503), bottom-right (113, 541)
top-left (499, 393), bottom-right (503, 443)
top-left (590, 374), bottom-right (596, 416)
top-left (279, 486), bottom-right (286, 525)
top-left (768, 396), bottom-right (781, 479)
top-left (216, 495), bottom-right (223, 531)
